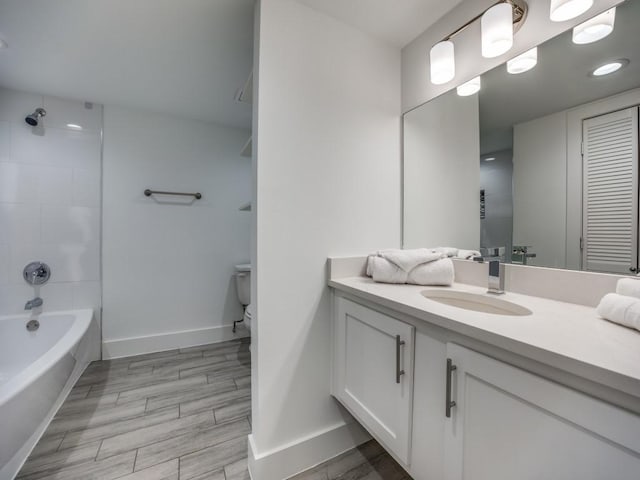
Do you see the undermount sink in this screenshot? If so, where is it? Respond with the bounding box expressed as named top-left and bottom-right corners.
top-left (421, 290), bottom-right (532, 316)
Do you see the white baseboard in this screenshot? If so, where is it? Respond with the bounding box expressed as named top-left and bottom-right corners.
top-left (102, 323), bottom-right (250, 359)
top-left (247, 421), bottom-right (371, 480)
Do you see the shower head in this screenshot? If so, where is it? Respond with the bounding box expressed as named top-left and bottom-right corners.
top-left (25, 108), bottom-right (46, 127)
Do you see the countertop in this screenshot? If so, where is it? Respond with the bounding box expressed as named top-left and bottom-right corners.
top-left (329, 276), bottom-right (640, 400)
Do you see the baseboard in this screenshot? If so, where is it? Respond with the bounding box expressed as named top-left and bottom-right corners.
top-left (247, 421), bottom-right (371, 480)
top-left (102, 323), bottom-right (250, 359)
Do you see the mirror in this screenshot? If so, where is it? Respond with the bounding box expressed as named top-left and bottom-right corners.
top-left (403, 0), bottom-right (640, 274)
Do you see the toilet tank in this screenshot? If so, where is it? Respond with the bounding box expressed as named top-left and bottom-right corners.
top-left (234, 264), bottom-right (251, 306)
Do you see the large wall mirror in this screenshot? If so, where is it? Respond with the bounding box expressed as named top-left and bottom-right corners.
top-left (404, 0), bottom-right (640, 274)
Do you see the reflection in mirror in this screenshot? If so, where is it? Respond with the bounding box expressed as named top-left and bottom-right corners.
top-left (404, 0), bottom-right (640, 274)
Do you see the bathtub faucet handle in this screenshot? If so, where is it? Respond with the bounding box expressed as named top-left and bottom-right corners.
top-left (24, 297), bottom-right (43, 310)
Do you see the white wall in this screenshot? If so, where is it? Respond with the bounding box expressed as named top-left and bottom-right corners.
top-left (403, 89), bottom-right (480, 250)
top-left (513, 111), bottom-right (567, 268)
top-left (250, 0), bottom-right (401, 477)
top-left (480, 149), bottom-right (513, 259)
top-left (0, 87), bottom-right (102, 316)
top-left (102, 105), bottom-right (251, 358)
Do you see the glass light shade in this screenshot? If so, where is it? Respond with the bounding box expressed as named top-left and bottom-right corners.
top-left (572, 8), bottom-right (615, 44)
top-left (550, 0), bottom-right (593, 22)
top-left (430, 41), bottom-right (455, 85)
top-left (592, 61), bottom-right (623, 76)
top-left (481, 3), bottom-right (513, 58)
top-left (457, 76), bottom-right (481, 96)
top-left (507, 47), bottom-right (538, 74)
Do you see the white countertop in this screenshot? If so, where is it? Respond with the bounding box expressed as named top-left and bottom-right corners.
top-left (329, 276), bottom-right (640, 400)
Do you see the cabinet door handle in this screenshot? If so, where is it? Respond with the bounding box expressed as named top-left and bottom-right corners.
top-left (446, 358), bottom-right (457, 418)
top-left (395, 335), bottom-right (405, 384)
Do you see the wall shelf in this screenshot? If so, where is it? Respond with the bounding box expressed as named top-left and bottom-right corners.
top-left (241, 136), bottom-right (252, 158)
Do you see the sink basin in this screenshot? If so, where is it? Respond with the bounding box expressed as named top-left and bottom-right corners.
top-left (421, 290), bottom-right (532, 316)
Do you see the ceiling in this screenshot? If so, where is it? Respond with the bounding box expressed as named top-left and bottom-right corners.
top-left (295, 0), bottom-right (463, 47)
top-left (480, 0), bottom-right (640, 154)
top-left (0, 0), bottom-right (254, 129)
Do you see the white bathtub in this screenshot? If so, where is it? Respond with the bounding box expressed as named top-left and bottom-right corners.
top-left (0, 309), bottom-right (98, 480)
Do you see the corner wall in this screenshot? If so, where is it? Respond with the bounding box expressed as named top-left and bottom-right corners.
top-left (101, 105), bottom-right (251, 358)
top-left (250, 0), bottom-right (401, 478)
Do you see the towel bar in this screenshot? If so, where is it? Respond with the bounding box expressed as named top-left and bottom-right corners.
top-left (144, 189), bottom-right (202, 200)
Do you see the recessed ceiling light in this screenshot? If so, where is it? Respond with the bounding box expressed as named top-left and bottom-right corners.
top-left (507, 47), bottom-right (538, 74)
top-left (457, 76), bottom-right (481, 96)
top-left (591, 59), bottom-right (628, 77)
top-left (66, 124), bottom-right (83, 130)
top-left (484, 157), bottom-right (496, 162)
top-left (573, 8), bottom-right (615, 44)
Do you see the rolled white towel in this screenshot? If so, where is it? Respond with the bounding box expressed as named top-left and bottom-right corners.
top-left (456, 249), bottom-right (481, 260)
top-left (596, 293), bottom-right (640, 331)
top-left (367, 256), bottom-right (408, 284)
top-left (407, 258), bottom-right (454, 286)
top-left (377, 248), bottom-right (444, 272)
top-left (616, 278), bottom-right (640, 300)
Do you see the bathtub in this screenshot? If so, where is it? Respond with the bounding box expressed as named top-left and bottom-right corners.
top-left (0, 309), bottom-right (98, 480)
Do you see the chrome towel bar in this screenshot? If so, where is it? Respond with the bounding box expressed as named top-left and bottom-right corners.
top-left (144, 189), bottom-right (202, 200)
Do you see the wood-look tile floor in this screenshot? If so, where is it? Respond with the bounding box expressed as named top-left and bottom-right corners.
top-left (18, 338), bottom-right (410, 480)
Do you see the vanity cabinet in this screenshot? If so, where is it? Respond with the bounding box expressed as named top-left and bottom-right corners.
top-left (332, 297), bottom-right (415, 464)
top-left (444, 343), bottom-right (640, 480)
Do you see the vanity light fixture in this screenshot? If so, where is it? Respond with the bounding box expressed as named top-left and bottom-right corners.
top-left (429, 0), bottom-right (528, 85)
top-left (507, 47), bottom-right (538, 74)
top-left (484, 157), bottom-right (497, 161)
top-left (457, 76), bottom-right (481, 96)
top-left (430, 41), bottom-right (456, 85)
top-left (549, 0), bottom-right (593, 22)
top-left (572, 8), bottom-right (615, 44)
top-left (591, 59), bottom-right (628, 77)
top-left (482, 3), bottom-right (514, 58)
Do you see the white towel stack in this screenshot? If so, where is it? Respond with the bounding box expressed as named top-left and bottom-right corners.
top-left (596, 278), bottom-right (640, 332)
top-left (366, 248), bottom-right (454, 286)
top-left (434, 247), bottom-right (481, 260)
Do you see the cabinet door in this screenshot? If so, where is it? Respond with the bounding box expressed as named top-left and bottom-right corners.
top-left (444, 343), bottom-right (640, 480)
top-left (333, 297), bottom-right (415, 464)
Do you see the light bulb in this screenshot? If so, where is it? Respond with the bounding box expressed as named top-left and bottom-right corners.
top-left (457, 77), bottom-right (481, 96)
top-left (430, 41), bottom-right (455, 85)
top-left (550, 0), bottom-right (593, 22)
top-left (507, 47), bottom-right (538, 74)
top-left (481, 3), bottom-right (513, 58)
top-left (572, 8), bottom-right (615, 44)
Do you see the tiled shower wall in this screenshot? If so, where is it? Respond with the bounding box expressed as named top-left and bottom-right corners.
top-left (0, 86), bottom-right (101, 316)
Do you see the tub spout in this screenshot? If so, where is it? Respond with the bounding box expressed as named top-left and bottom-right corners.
top-left (25, 297), bottom-right (43, 310)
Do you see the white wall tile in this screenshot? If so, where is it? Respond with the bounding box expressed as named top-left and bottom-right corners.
top-left (73, 168), bottom-right (101, 207)
top-left (0, 244), bottom-right (9, 286)
top-left (72, 281), bottom-right (102, 309)
top-left (41, 206), bottom-right (100, 244)
top-left (0, 163), bottom-right (41, 203)
top-left (0, 204), bottom-right (40, 245)
top-left (38, 166), bottom-right (73, 206)
top-left (0, 88), bottom-right (43, 124)
top-left (0, 121), bottom-right (10, 162)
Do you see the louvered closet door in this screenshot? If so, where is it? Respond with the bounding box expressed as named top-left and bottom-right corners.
top-left (582, 107), bottom-right (639, 274)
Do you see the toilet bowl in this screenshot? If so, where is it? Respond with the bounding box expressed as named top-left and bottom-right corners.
top-left (234, 263), bottom-right (252, 332)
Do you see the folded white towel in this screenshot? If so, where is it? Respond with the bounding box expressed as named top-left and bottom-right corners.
top-left (377, 248), bottom-right (444, 272)
top-left (596, 293), bottom-right (640, 331)
top-left (456, 249), bottom-right (481, 260)
top-left (407, 258), bottom-right (454, 286)
top-left (367, 256), bottom-right (408, 284)
top-left (616, 278), bottom-right (640, 300)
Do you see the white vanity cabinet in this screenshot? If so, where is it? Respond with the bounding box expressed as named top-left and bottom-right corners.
top-left (444, 343), bottom-right (640, 480)
top-left (332, 297), bottom-right (415, 464)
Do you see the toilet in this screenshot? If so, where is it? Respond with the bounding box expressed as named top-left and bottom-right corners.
top-left (234, 263), bottom-right (252, 332)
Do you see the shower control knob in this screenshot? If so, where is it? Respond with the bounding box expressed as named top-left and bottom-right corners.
top-left (23, 261), bottom-right (51, 286)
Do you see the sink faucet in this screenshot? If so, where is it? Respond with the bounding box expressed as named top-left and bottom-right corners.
top-left (473, 247), bottom-right (505, 295)
top-left (25, 297), bottom-right (43, 310)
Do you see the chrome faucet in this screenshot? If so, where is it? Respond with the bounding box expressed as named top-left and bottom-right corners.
top-left (473, 247), bottom-right (505, 295)
top-left (25, 297), bottom-right (43, 310)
